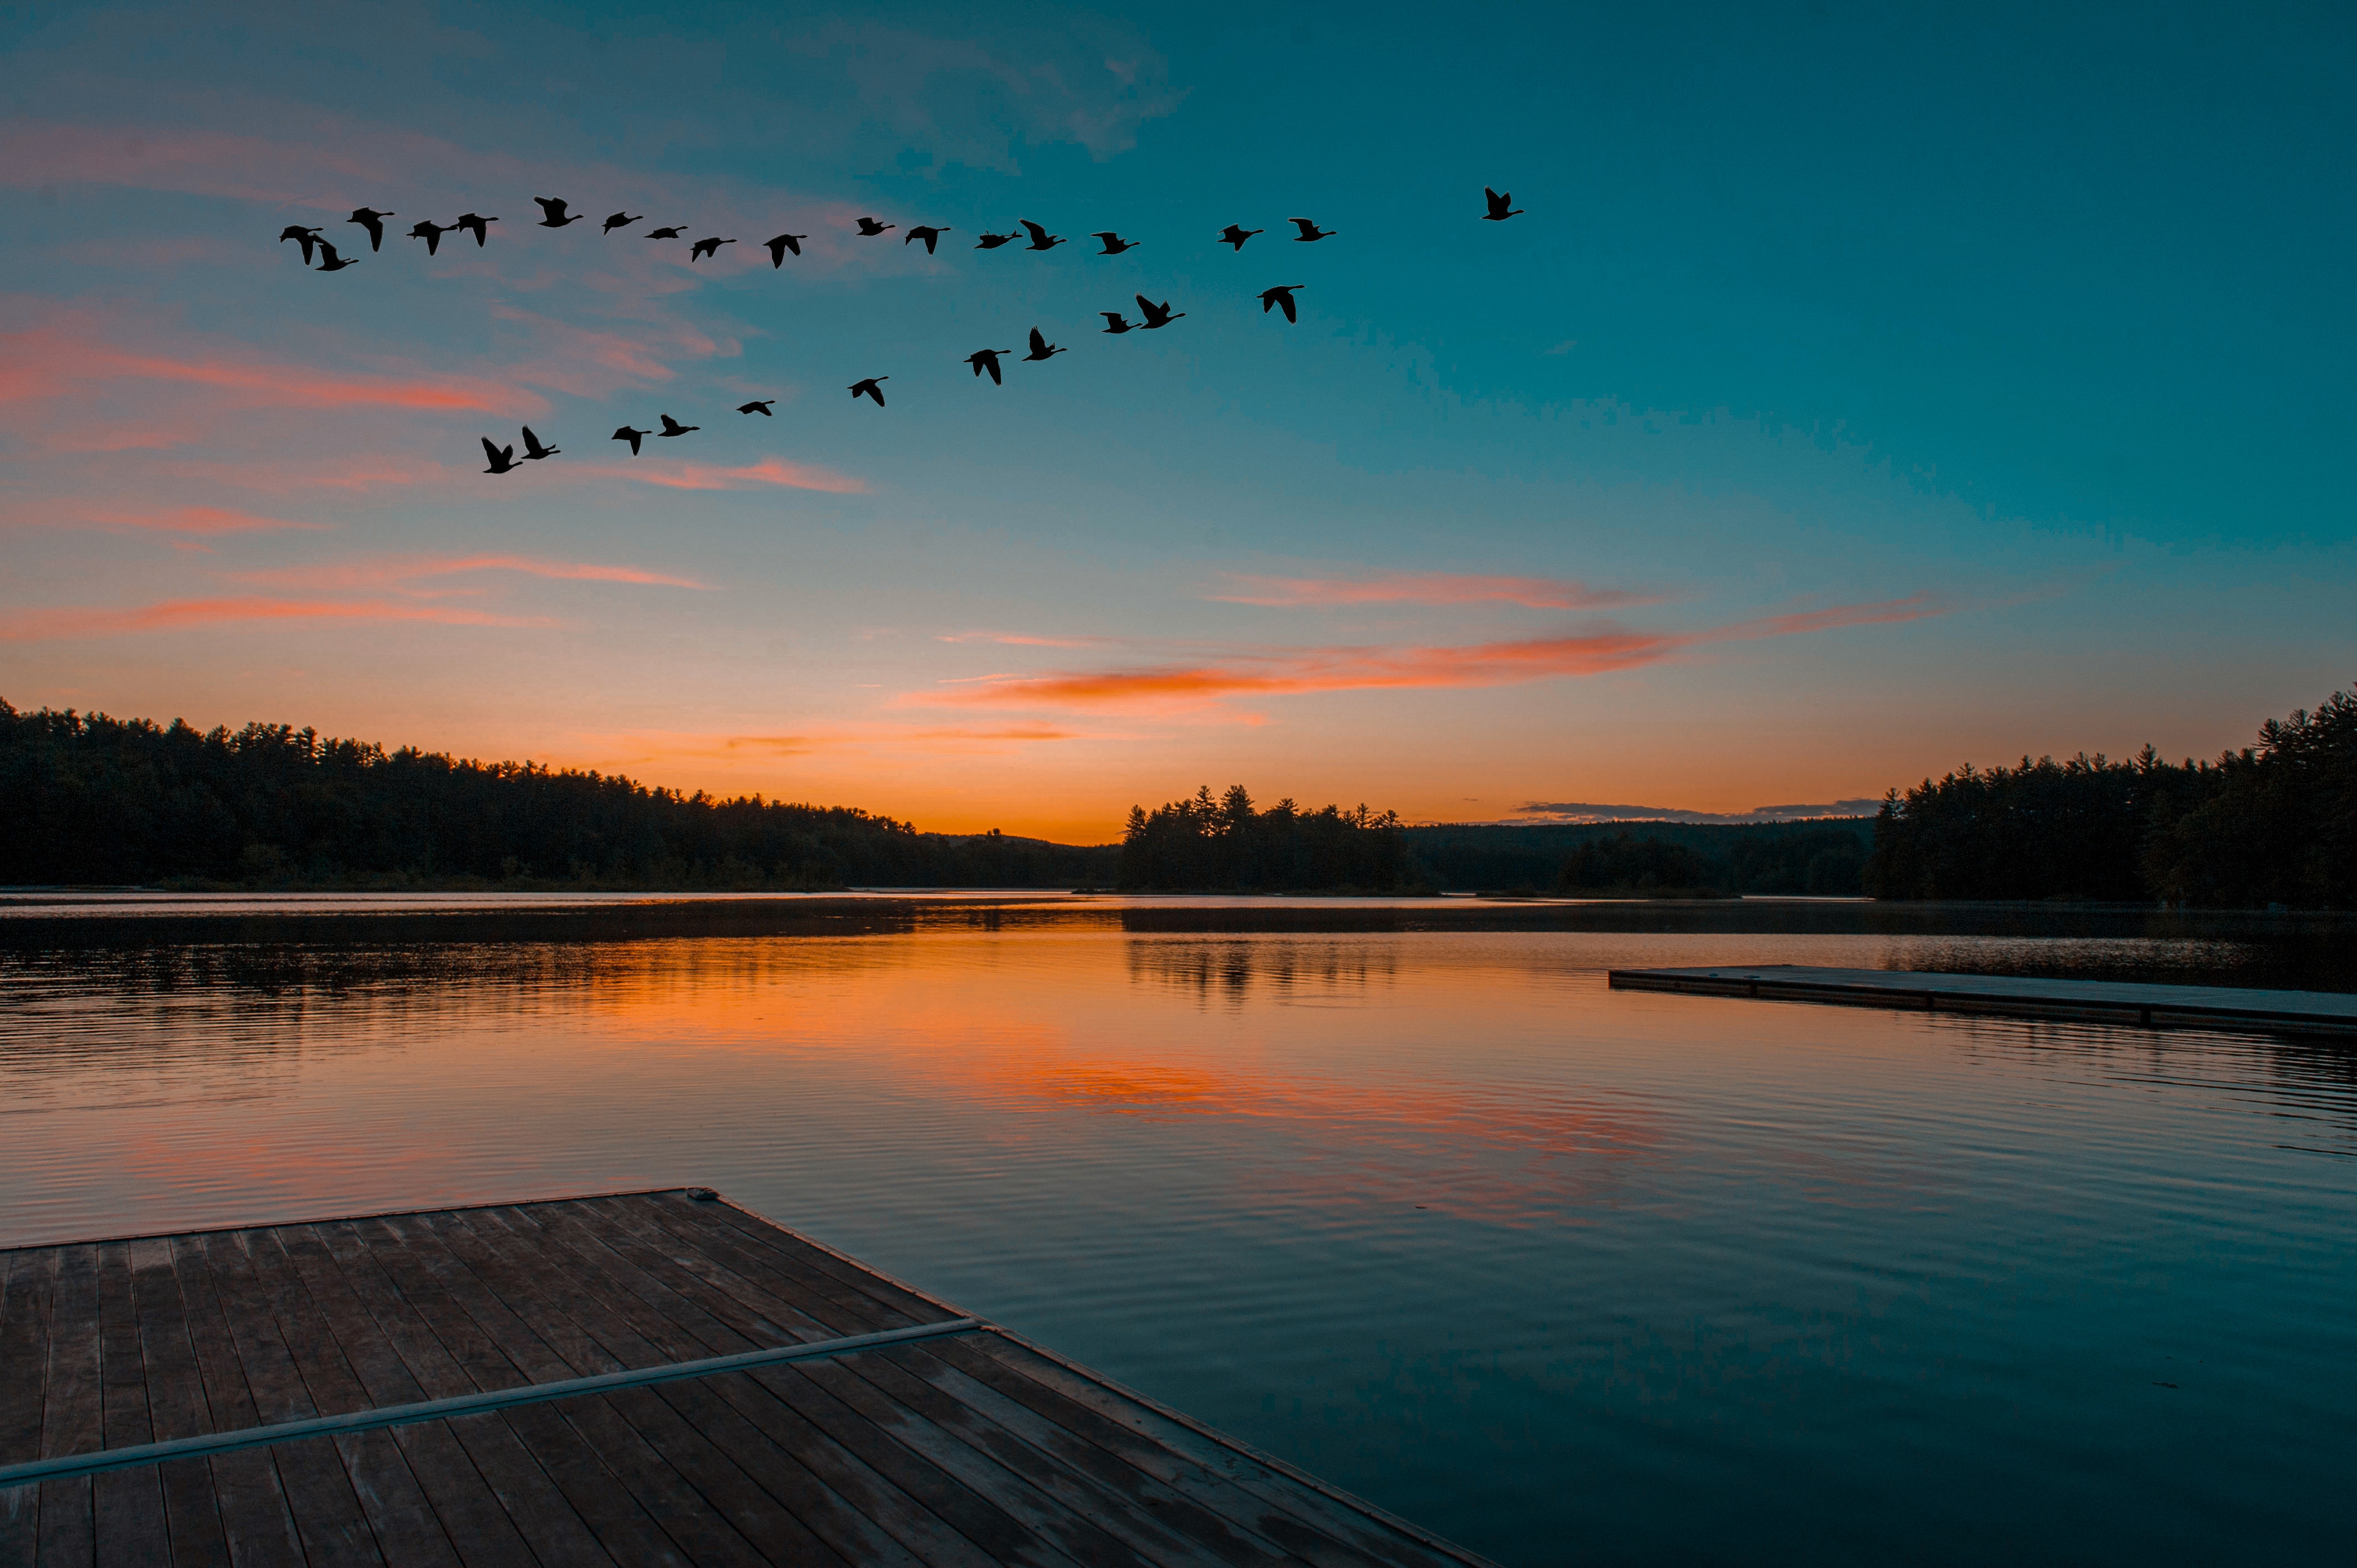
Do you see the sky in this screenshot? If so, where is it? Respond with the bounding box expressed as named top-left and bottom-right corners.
top-left (2, 0), bottom-right (2351, 842)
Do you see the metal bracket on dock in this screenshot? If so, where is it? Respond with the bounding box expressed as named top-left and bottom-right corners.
top-left (0, 1316), bottom-right (984, 1489)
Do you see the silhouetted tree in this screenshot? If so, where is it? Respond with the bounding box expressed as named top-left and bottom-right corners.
top-left (0, 703), bottom-right (1116, 889)
top-left (1554, 832), bottom-right (1723, 896)
top-left (1117, 786), bottom-right (1416, 891)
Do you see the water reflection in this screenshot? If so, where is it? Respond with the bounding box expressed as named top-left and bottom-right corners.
top-left (2, 926), bottom-right (2353, 1564)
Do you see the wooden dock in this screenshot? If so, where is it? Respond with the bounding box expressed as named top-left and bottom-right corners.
top-left (0, 1190), bottom-right (1489, 1567)
top-left (1608, 963), bottom-right (2357, 1036)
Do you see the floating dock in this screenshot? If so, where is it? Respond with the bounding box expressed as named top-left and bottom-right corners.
top-left (1608, 964), bottom-right (2357, 1036)
top-left (0, 1190), bottom-right (1488, 1567)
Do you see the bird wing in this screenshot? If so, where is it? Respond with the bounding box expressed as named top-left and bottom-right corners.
top-left (1291, 218), bottom-right (1314, 235)
top-left (521, 426), bottom-right (541, 452)
top-left (1029, 327), bottom-right (1048, 353)
top-left (1020, 220), bottom-right (1048, 242)
top-left (1280, 295), bottom-right (1297, 322)
top-left (482, 437), bottom-right (501, 462)
top-left (316, 239), bottom-right (341, 265)
top-left (986, 359), bottom-right (1002, 384)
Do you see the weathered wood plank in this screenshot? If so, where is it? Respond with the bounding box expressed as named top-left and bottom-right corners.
top-left (164, 1234), bottom-right (305, 1567)
top-left (123, 1237), bottom-right (227, 1568)
top-left (414, 1209), bottom-right (765, 1568)
top-left (271, 1225), bottom-right (533, 1568)
top-left (313, 1219), bottom-right (615, 1567)
top-left (351, 1215), bottom-right (654, 1566)
top-left (473, 1209), bottom-right (994, 1568)
top-left (36, 1244), bottom-right (100, 1568)
top-left (192, 1229), bottom-right (383, 1564)
top-left (242, 1228), bottom-right (458, 1567)
top-left (92, 1241), bottom-right (169, 1564)
top-left (0, 1249), bottom-right (59, 1567)
top-left (954, 1335), bottom-right (1457, 1568)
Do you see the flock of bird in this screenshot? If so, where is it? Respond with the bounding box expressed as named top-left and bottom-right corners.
top-left (276, 187), bottom-right (1528, 474)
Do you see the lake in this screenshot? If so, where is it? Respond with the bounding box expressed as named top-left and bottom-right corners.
top-left (3, 896), bottom-right (2351, 1563)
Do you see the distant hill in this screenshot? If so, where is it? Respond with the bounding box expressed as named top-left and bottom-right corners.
top-left (1403, 820), bottom-right (1873, 895)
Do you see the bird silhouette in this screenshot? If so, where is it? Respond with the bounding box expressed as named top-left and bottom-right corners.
top-left (347, 208), bottom-right (393, 251)
top-left (966, 349), bottom-right (1011, 384)
top-left (534, 197), bottom-right (584, 228)
top-left (904, 225), bottom-right (951, 254)
top-left (1258, 284), bottom-right (1305, 323)
top-left (279, 226), bottom-right (324, 263)
top-left (764, 233), bottom-right (805, 266)
top-left (974, 230), bottom-right (1018, 250)
top-left (1018, 220), bottom-right (1064, 251)
top-left (407, 220), bottom-right (454, 255)
top-left (454, 213), bottom-right (497, 246)
top-left (657, 413), bottom-right (699, 437)
top-left (1091, 231), bottom-right (1139, 255)
top-left (612, 425), bottom-right (650, 456)
top-left (1023, 327), bottom-right (1065, 361)
top-left (1289, 217), bottom-right (1335, 241)
top-left (855, 216), bottom-right (895, 236)
top-left (1218, 224), bottom-right (1262, 250)
top-left (602, 211), bottom-right (643, 234)
top-left (519, 426), bottom-right (560, 460)
top-left (645, 225), bottom-right (688, 240)
top-left (481, 437), bottom-right (518, 474)
top-left (849, 377), bottom-right (888, 406)
top-left (1482, 187), bottom-right (1523, 222)
top-left (689, 236), bottom-right (736, 261)
top-left (314, 238), bottom-right (359, 271)
top-left (1135, 294), bottom-right (1184, 329)
top-left (1100, 311), bottom-right (1134, 334)
top-left (738, 400), bottom-right (775, 416)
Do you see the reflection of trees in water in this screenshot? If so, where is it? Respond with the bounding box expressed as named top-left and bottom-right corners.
top-left (0, 934), bottom-right (942, 1080)
top-left (1122, 938), bottom-right (1399, 1005)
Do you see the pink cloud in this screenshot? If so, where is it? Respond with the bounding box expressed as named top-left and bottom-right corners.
top-left (935, 631), bottom-right (1110, 647)
top-left (73, 505), bottom-right (331, 535)
top-left (1, 597), bottom-right (553, 641)
top-left (0, 325), bottom-right (540, 415)
top-left (1212, 571), bottom-right (1663, 610)
top-left (232, 554), bottom-right (711, 591)
top-left (161, 455), bottom-right (452, 494)
top-left (916, 594), bottom-right (1952, 710)
top-left (577, 457), bottom-right (867, 495)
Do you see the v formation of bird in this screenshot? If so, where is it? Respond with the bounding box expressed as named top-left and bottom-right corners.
top-left (280, 187), bottom-right (1524, 472)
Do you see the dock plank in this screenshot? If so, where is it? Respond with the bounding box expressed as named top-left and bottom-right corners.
top-left (124, 1238), bottom-right (227, 1568)
top-left (0, 1248), bottom-right (60, 1566)
top-left (36, 1245), bottom-right (99, 1568)
top-left (92, 1243), bottom-right (168, 1565)
top-left (3, 1191), bottom-right (1491, 1568)
top-left (164, 1234), bottom-right (305, 1567)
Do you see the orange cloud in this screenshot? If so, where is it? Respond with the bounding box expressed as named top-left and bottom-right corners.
top-left (232, 554), bottom-right (712, 591)
top-left (577, 457), bottom-right (867, 494)
top-left (918, 593), bottom-right (1951, 710)
top-left (1, 597), bottom-right (552, 641)
top-left (1212, 571), bottom-right (1663, 610)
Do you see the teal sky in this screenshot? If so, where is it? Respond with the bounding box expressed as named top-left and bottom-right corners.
top-left (2, 0), bottom-right (2350, 837)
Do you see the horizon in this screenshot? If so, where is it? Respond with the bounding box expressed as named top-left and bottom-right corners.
top-left (3, 1), bottom-right (2351, 843)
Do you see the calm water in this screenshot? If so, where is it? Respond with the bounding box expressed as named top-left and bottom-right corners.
top-left (3, 913), bottom-right (2352, 1563)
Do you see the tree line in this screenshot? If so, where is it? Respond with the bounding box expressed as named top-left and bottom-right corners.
top-left (1864, 684), bottom-right (2355, 908)
top-left (0, 703), bottom-right (1116, 890)
top-left (1117, 786), bottom-right (1415, 892)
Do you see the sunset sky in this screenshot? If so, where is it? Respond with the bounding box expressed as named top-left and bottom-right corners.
top-left (3, 1), bottom-right (2350, 841)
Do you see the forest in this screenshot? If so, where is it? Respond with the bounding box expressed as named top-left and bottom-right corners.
top-left (1864, 684), bottom-right (2355, 908)
top-left (1116, 786), bottom-right (1416, 892)
top-left (7, 683), bottom-right (2348, 904)
top-left (0, 703), bottom-right (1116, 890)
